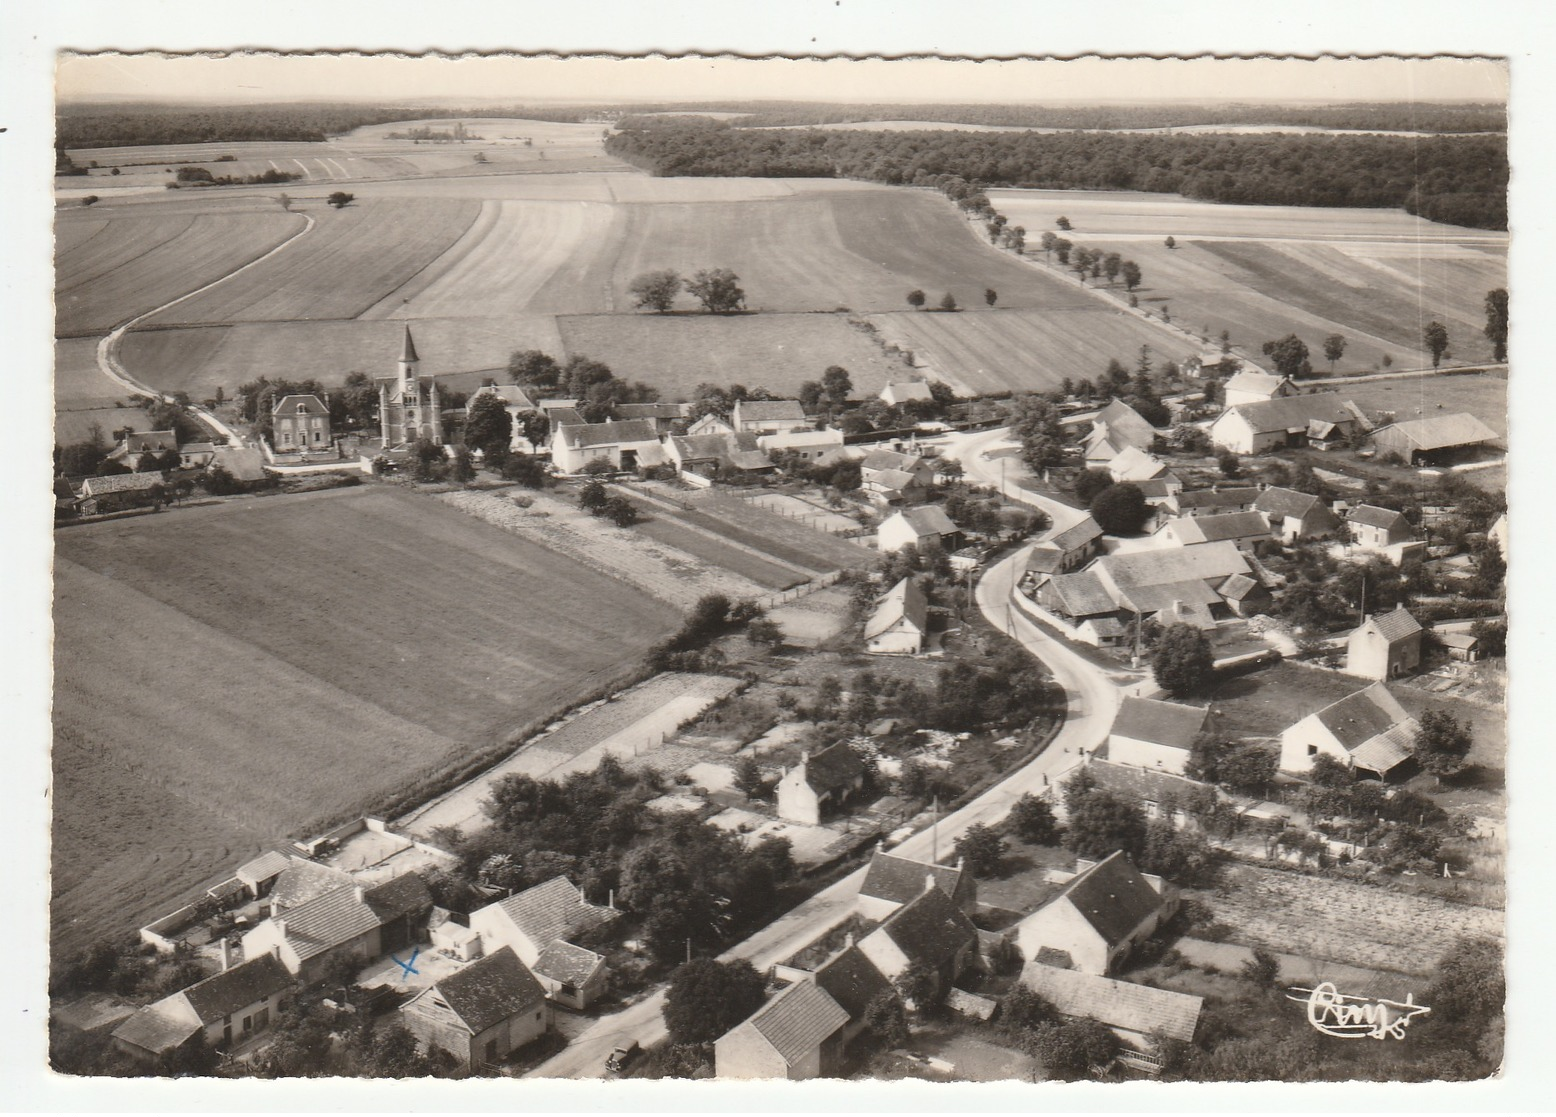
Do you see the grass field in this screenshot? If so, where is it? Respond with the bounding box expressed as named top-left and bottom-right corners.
top-left (623, 505), bottom-right (809, 591)
top-left (1331, 372), bottom-right (1506, 440)
top-left (51, 485), bottom-right (679, 953)
top-left (673, 488), bottom-right (877, 572)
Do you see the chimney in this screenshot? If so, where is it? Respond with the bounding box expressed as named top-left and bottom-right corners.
top-left (956, 857), bottom-right (964, 872)
top-left (220, 938), bottom-right (232, 972)
top-left (844, 932), bottom-right (855, 950)
top-left (608, 889), bottom-right (616, 911)
top-left (271, 944), bottom-right (282, 962)
top-left (924, 872), bottom-right (938, 894)
top-left (354, 884), bottom-right (366, 904)
top-left (274, 918), bottom-right (287, 941)
top-left (271, 898), bottom-right (284, 915)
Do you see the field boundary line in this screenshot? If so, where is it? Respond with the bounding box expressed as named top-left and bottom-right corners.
top-left (359, 197), bottom-right (500, 319)
top-left (616, 484), bottom-right (818, 583)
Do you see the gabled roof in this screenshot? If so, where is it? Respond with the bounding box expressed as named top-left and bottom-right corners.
top-left (861, 448), bottom-right (932, 474)
top-left (179, 954), bottom-right (292, 1024)
top-left (1135, 478), bottom-right (1174, 500)
top-left (1164, 511), bottom-right (1271, 545)
top-left (1309, 682), bottom-right (1417, 768)
top-left (1358, 605), bottom-right (1423, 643)
top-left (671, 433), bottom-right (741, 461)
top-left (1094, 399), bottom-right (1158, 449)
top-left (1043, 570), bottom-right (1117, 618)
top-left (119, 430), bottom-right (178, 454)
top-left (1095, 540), bottom-right (1249, 590)
top-left (734, 399), bottom-right (806, 423)
top-left (236, 850), bottom-right (291, 884)
top-left (1218, 573), bottom-right (1264, 601)
top-left (802, 741), bottom-right (866, 795)
top-left (485, 876), bottom-right (619, 949)
top-left (1348, 504), bottom-right (1410, 531)
top-left (270, 858), bottom-right (354, 910)
top-left (1083, 426), bottom-right (1131, 461)
top-left (1110, 697), bottom-right (1208, 751)
top-left (1254, 486), bottom-right (1330, 523)
top-left (1108, 445), bottom-right (1171, 483)
top-left (1049, 851), bottom-right (1164, 948)
top-left (555, 420), bottom-right (658, 448)
top-left (873, 882), bottom-right (977, 969)
top-left (409, 946), bottom-right (545, 1035)
top-left (1376, 413), bottom-right (1499, 451)
top-left (1224, 369), bottom-right (1293, 398)
top-left (471, 384), bottom-right (537, 410)
top-left (813, 945), bottom-right (895, 1022)
top-left (613, 402), bottom-right (686, 421)
top-left (1112, 578), bottom-right (1222, 617)
top-left (736, 981), bottom-right (849, 1067)
top-left (532, 940), bottom-right (606, 988)
top-left (1084, 759), bottom-right (1215, 807)
top-left (547, 408), bottom-right (587, 428)
top-left (271, 874), bottom-right (432, 962)
top-left (889, 505), bottom-right (958, 538)
top-left (1222, 392), bottom-right (1357, 435)
top-left (881, 380), bottom-right (933, 403)
top-left (1050, 517), bottom-right (1103, 553)
top-left (1175, 487), bottom-right (1260, 511)
top-left (860, 850), bottom-right (966, 908)
top-left (80, 472), bottom-right (165, 496)
top-left (273, 394), bottom-right (328, 417)
top-left (111, 1003), bottom-right (200, 1054)
top-left (1020, 962), bottom-right (1202, 1042)
top-left (1025, 546), bottom-right (1065, 576)
top-left (864, 577), bottom-right (929, 641)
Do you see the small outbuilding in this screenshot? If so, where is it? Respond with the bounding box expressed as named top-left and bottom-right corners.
top-left (398, 946), bottom-right (550, 1071)
top-left (1346, 605), bottom-right (1423, 680)
top-left (864, 577), bottom-right (929, 656)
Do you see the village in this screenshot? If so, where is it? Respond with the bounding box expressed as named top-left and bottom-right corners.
top-left (50, 319), bottom-right (1507, 1084)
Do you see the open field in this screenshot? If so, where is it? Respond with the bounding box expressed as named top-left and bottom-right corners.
top-left (670, 488), bottom-right (878, 572)
top-left (621, 503), bottom-right (809, 591)
top-left (51, 485), bottom-right (678, 953)
top-left (54, 337), bottom-right (122, 411)
top-left (867, 306), bottom-right (1199, 395)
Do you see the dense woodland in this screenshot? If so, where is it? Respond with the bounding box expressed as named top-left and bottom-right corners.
top-left (605, 121), bottom-right (1508, 229)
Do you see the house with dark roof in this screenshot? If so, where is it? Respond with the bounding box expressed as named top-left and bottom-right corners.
top-left (399, 946), bottom-right (550, 1071)
top-left (857, 880), bottom-right (979, 1003)
top-left (1216, 572), bottom-right (1272, 618)
top-left (613, 401), bottom-right (687, 433)
top-left (549, 419), bottom-right (661, 474)
top-left (111, 954), bottom-right (293, 1064)
top-left (1254, 486), bottom-right (1341, 542)
top-left (1013, 851), bottom-right (1177, 975)
top-left (267, 857), bottom-right (355, 912)
top-left (272, 394), bottom-right (331, 453)
top-left (667, 431), bottom-right (766, 477)
top-left (1019, 961), bottom-right (1202, 1046)
top-left (1024, 516), bottom-right (1105, 583)
top-left (857, 849), bottom-right (977, 921)
top-left (1346, 605), bottom-right (1424, 680)
top-left (240, 873), bottom-right (433, 986)
top-left (1370, 413), bottom-right (1500, 465)
top-left (76, 471), bottom-right (167, 515)
top-left (1347, 505), bottom-right (1413, 550)
top-left (777, 742), bottom-right (867, 826)
top-left (1279, 682), bottom-right (1419, 779)
top-left (1209, 392), bottom-right (1361, 454)
top-left (714, 979), bottom-right (850, 1080)
top-left (469, 876), bottom-right (620, 969)
top-left (1083, 760), bottom-right (1219, 830)
top-left (732, 399), bottom-right (807, 434)
top-left (531, 939), bottom-right (609, 1011)
top-left (864, 577), bottom-right (929, 656)
top-left (811, 943), bottom-right (897, 1051)
top-left (1169, 487), bottom-right (1262, 518)
top-left (1155, 510), bottom-right (1272, 551)
top-left (1034, 569), bottom-right (1128, 647)
top-left (1106, 698), bottom-right (1209, 776)
top-left (877, 505), bottom-right (963, 555)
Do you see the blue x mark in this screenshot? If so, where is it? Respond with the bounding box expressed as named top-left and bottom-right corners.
top-left (391, 948), bottom-right (420, 978)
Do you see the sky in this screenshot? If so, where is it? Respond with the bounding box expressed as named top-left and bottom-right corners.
top-left (55, 52), bottom-right (1510, 107)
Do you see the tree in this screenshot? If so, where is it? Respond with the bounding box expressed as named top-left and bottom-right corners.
top-left (662, 959), bottom-right (767, 1045)
top-left (1322, 334), bottom-right (1348, 373)
top-left (628, 269), bottom-right (683, 313)
top-left (1103, 252), bottom-right (1122, 286)
top-left (1056, 215), bottom-right (1072, 231)
top-left (1415, 708), bottom-right (1473, 783)
top-left (578, 479), bottom-right (609, 514)
top-left (953, 823), bottom-right (1007, 877)
top-left (1089, 482), bottom-right (1150, 535)
top-left (602, 495), bottom-right (638, 526)
top-left (1039, 231), bottom-right (1058, 261)
top-left (1218, 450), bottom-right (1242, 478)
top-left (277, 192), bottom-right (293, 212)
top-left (1424, 320), bottom-right (1450, 369)
top-left (1241, 947), bottom-right (1281, 987)
top-left (906, 289), bottom-right (926, 310)
top-left (501, 453), bottom-right (548, 488)
top-left (463, 392), bottom-right (514, 458)
top-left (894, 961), bottom-right (942, 1012)
top-left (733, 755), bottom-right (768, 799)
top-left (684, 268), bottom-right (745, 313)
top-left (821, 365), bottom-right (853, 407)
top-left (508, 349), bottom-right (561, 389)
top-left (1217, 744), bottom-right (1277, 797)
top-left (1262, 334), bottom-right (1312, 379)
top-left (1070, 468), bottom-right (1112, 506)
top-left (861, 992), bottom-right (909, 1049)
top-left (1483, 288), bottom-right (1508, 362)
top-left (1054, 238), bottom-right (1073, 266)
top-left (1427, 936), bottom-right (1504, 1024)
top-left (1029, 1018), bottom-right (1119, 1080)
top-left (1164, 235), bottom-right (1177, 249)
top-left (1120, 259), bottom-right (1142, 292)
top-left (1009, 793), bottom-right (1060, 846)
top-left (1009, 394), bottom-right (1067, 470)
top-left (1151, 624), bottom-right (1216, 696)
top-left (1308, 753), bottom-right (1354, 789)
top-left (745, 617), bottom-right (784, 650)
top-left (1064, 785), bottom-right (1147, 861)
top-left (327, 191), bottom-right (355, 208)
top-left (939, 291), bottom-right (958, 312)
top-left (450, 446), bottom-right (476, 483)
top-left (984, 287), bottom-right (998, 307)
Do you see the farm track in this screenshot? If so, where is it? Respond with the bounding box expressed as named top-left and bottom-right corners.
top-left (662, 486), bottom-right (877, 573)
top-left (617, 484), bottom-right (816, 586)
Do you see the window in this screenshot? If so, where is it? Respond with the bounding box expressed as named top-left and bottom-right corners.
top-left (242, 1015), bottom-right (253, 1033)
top-left (281, 432), bottom-right (292, 446)
top-left (296, 402), bottom-right (307, 415)
top-left (1307, 744), bottom-right (1318, 757)
top-left (313, 431), bottom-right (322, 443)
top-left (312, 418), bottom-right (322, 430)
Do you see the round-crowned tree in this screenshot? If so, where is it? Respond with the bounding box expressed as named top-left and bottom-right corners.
top-left (1089, 482), bottom-right (1149, 535)
top-left (1151, 623), bottom-right (1216, 696)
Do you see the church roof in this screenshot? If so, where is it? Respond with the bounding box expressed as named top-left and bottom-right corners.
top-left (401, 326), bottom-right (419, 363)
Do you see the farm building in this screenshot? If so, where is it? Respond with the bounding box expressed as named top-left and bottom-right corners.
top-left (469, 876), bottom-right (620, 969)
top-left (76, 471), bottom-right (167, 515)
top-left (111, 953), bottom-right (293, 1065)
top-left (877, 505), bottom-right (963, 555)
top-left (857, 849), bottom-right (976, 921)
top-left (1222, 370), bottom-right (1299, 408)
top-left (777, 742), bottom-right (868, 826)
top-left (860, 448), bottom-right (936, 496)
top-left (1050, 540), bottom-right (1252, 634)
top-left (1208, 393), bottom-right (1362, 454)
top-left (272, 394), bottom-right (331, 453)
top-left (178, 442), bottom-right (217, 470)
top-left (375, 327), bottom-right (445, 447)
top-left (398, 946), bottom-right (550, 1072)
top-left (1083, 399), bottom-right (1158, 466)
top-left (1278, 682), bottom-right (1419, 779)
top-left (757, 426), bottom-right (844, 461)
top-left (879, 380), bottom-right (934, 407)
top-left (1106, 697), bottom-right (1209, 776)
top-left (531, 939), bottom-right (609, 1011)
top-left (1169, 487), bottom-right (1261, 517)
top-left (1154, 511), bottom-right (1272, 551)
top-left (537, 399), bottom-right (585, 427)
top-left (1254, 486), bottom-right (1341, 542)
top-left (1217, 572), bottom-right (1272, 617)
top-left (1346, 605), bottom-right (1424, 680)
top-left (235, 851), bottom-right (291, 900)
top-left (549, 419), bottom-right (661, 474)
top-left (613, 401), bottom-right (687, 434)
top-left (714, 979), bottom-right (850, 1081)
top-left (1438, 631), bottom-right (1482, 662)
top-left (1082, 760), bottom-right (1217, 830)
top-left (1013, 851), bottom-right (1177, 975)
top-left (667, 431), bottom-right (765, 476)
top-left (240, 873), bottom-right (433, 987)
top-left (732, 399), bottom-right (807, 433)
top-left (856, 882), bottom-right (979, 1005)
top-left (1034, 570), bottom-right (1128, 647)
top-left (1025, 517), bottom-right (1107, 584)
top-left (1347, 504), bottom-right (1413, 550)
top-left (862, 467), bottom-right (931, 507)
top-left (1106, 445), bottom-right (1181, 490)
top-left (864, 576), bottom-right (929, 656)
top-left (812, 944), bottom-right (897, 1052)
top-left (687, 412), bottom-right (736, 437)
top-left (106, 429), bottom-right (178, 468)
top-left (1369, 413), bottom-right (1500, 465)
top-left (1018, 962), bottom-right (1202, 1047)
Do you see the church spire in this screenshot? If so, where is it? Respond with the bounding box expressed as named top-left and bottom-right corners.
top-left (400, 325), bottom-right (420, 364)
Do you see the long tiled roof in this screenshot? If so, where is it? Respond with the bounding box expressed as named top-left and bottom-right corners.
top-left (1020, 962), bottom-right (1202, 1042)
top-left (735, 400), bottom-right (806, 422)
top-left (79, 472), bottom-right (165, 496)
top-left (414, 946), bottom-right (545, 1034)
top-left (111, 1003), bottom-right (200, 1054)
top-left (180, 954), bottom-right (292, 1024)
top-left (860, 850), bottom-right (965, 908)
top-left (236, 850), bottom-right (291, 883)
top-left (532, 940), bottom-right (606, 988)
top-left (1377, 413), bottom-right (1498, 451)
top-left (555, 419), bottom-right (658, 448)
top-left (270, 858), bottom-right (354, 910)
top-left (1113, 578), bottom-right (1223, 616)
top-left (1225, 392), bottom-right (1356, 434)
top-left (614, 402), bottom-right (686, 421)
top-left (1175, 487), bottom-right (1260, 511)
top-left (1050, 517), bottom-right (1104, 553)
top-left (1095, 399), bottom-right (1157, 448)
top-left (738, 981), bottom-right (849, 1067)
top-left (1254, 486), bottom-right (1326, 522)
top-left (1166, 511), bottom-right (1271, 544)
top-left (1050, 851), bottom-right (1163, 948)
top-left (813, 945), bottom-right (895, 1022)
top-left (804, 741), bottom-right (866, 795)
top-left (865, 577), bottom-right (928, 641)
top-left (1096, 540), bottom-right (1249, 589)
top-left (488, 876), bottom-right (619, 948)
top-left (1311, 683), bottom-right (1416, 755)
top-left (274, 874), bottom-right (432, 962)
top-left (1110, 698), bottom-right (1207, 751)
top-left (1044, 570), bottom-right (1117, 618)
top-left (1084, 759), bottom-right (1215, 806)
top-left (119, 430), bottom-right (178, 454)
top-left (1348, 504), bottom-right (1409, 531)
top-left (874, 883), bottom-right (977, 968)
top-left (893, 505), bottom-right (958, 538)
top-left (1224, 369), bottom-right (1291, 398)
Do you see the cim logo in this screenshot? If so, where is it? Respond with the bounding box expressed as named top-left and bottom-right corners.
top-left (1286, 982), bottom-right (1431, 1040)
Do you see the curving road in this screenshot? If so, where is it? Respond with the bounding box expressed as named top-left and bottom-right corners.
top-left (528, 427), bottom-right (1123, 1079)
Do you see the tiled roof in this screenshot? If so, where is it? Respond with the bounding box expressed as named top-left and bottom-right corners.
top-left (813, 945), bottom-right (894, 1022)
top-left (1108, 445), bottom-right (1171, 483)
top-left (1348, 504), bottom-right (1409, 531)
top-left (1025, 547), bottom-right (1065, 576)
top-left (489, 877), bottom-right (619, 949)
top-left (119, 430), bottom-right (178, 454)
top-left (1096, 540), bottom-right (1249, 589)
top-left (1112, 578), bottom-right (1222, 616)
top-left (471, 384), bottom-right (537, 410)
top-left (1135, 478), bottom-right (1174, 499)
top-left (180, 954), bottom-right (292, 1024)
top-left (804, 741), bottom-right (866, 795)
top-left (1110, 697), bottom-right (1208, 751)
top-left (1083, 426), bottom-right (1130, 461)
top-left (672, 434), bottom-right (740, 460)
top-left (861, 449), bottom-right (927, 474)
top-left (1043, 570), bottom-right (1117, 618)
top-left (1095, 399), bottom-right (1158, 449)
top-left (1175, 487), bottom-right (1260, 511)
top-left (1311, 683), bottom-right (1415, 752)
top-left (1348, 725), bottom-right (1418, 775)
top-left (272, 394), bottom-right (328, 417)
top-left (740, 981), bottom-right (849, 1067)
top-left (614, 402), bottom-right (686, 420)
top-left (864, 577), bottom-right (929, 641)
top-left (1225, 392), bottom-right (1357, 435)
top-left (547, 408), bottom-right (587, 428)
top-left (1361, 605), bottom-right (1423, 643)
top-left (1225, 369), bottom-right (1290, 397)
top-left (1081, 616), bottom-right (1127, 638)
top-left (236, 850), bottom-right (291, 884)
top-left (1438, 631), bottom-right (1479, 650)
top-left (413, 946), bottom-right (545, 1034)
top-left (860, 850), bottom-right (966, 908)
top-left (1084, 759), bottom-right (1215, 806)
top-left (1254, 486), bottom-right (1326, 522)
top-left (532, 940), bottom-right (606, 988)
top-left (111, 1003), bottom-right (200, 1054)
top-left (1020, 962), bottom-right (1202, 1042)
top-left (735, 400), bottom-right (806, 422)
top-left (1051, 851), bottom-right (1164, 948)
top-left (726, 450), bottom-right (775, 472)
top-left (869, 468), bottom-right (921, 492)
top-left (1050, 517), bottom-right (1103, 553)
top-left (1218, 573), bottom-right (1263, 601)
top-left (270, 858), bottom-right (354, 909)
top-left (893, 505), bottom-right (959, 538)
top-left (875, 883), bottom-right (977, 969)
top-left (273, 874), bottom-right (432, 962)
top-left (555, 420), bottom-right (658, 448)
top-left (1165, 511), bottom-right (1270, 545)
top-left (1377, 413), bottom-right (1499, 452)
top-left (79, 472), bottom-right (165, 496)
top-left (881, 380), bottom-right (933, 402)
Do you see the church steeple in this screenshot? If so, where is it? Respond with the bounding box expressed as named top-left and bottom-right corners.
top-left (397, 326), bottom-right (420, 398)
top-left (400, 326), bottom-right (420, 365)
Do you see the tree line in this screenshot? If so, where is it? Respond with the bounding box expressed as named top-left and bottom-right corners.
top-left (604, 123), bottom-right (1507, 230)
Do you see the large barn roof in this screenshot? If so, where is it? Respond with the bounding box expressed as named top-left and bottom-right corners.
top-left (1375, 413), bottom-right (1498, 451)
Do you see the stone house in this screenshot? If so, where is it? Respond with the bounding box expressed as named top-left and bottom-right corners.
top-left (1013, 851), bottom-right (1177, 975)
top-left (1346, 605), bottom-right (1424, 680)
top-left (776, 742), bottom-right (867, 826)
top-left (398, 946), bottom-right (550, 1071)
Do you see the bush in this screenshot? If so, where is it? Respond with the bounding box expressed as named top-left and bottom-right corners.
top-left (1089, 482), bottom-right (1149, 534)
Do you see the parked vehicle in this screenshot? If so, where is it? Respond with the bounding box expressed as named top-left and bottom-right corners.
top-left (605, 1041), bottom-right (642, 1075)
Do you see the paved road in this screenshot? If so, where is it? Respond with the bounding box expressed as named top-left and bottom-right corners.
top-left (528, 432), bottom-right (1124, 1080)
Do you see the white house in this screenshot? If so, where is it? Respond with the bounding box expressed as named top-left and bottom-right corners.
top-left (1106, 445), bottom-right (1180, 490)
top-left (732, 399), bottom-right (807, 433)
top-left (1254, 486), bottom-right (1342, 542)
top-left (111, 954), bottom-right (293, 1064)
top-left (1209, 393), bottom-right (1362, 455)
top-left (877, 505), bottom-right (962, 554)
top-left (687, 412), bottom-right (736, 437)
top-left (856, 883), bottom-right (979, 1003)
top-left (879, 380), bottom-right (934, 407)
top-left (1106, 697), bottom-right (1209, 776)
top-left (549, 419), bottom-right (661, 474)
top-left (1345, 605), bottom-right (1423, 680)
top-left (1278, 682), bottom-right (1418, 779)
top-left (469, 876), bottom-right (620, 968)
top-left (776, 742), bottom-right (867, 826)
top-left (1347, 505), bottom-right (1413, 551)
top-left (239, 874), bottom-right (432, 987)
top-left (864, 577), bottom-right (929, 655)
top-left (1013, 852), bottom-right (1177, 975)
top-left (714, 979), bottom-right (849, 1080)
top-left (757, 426), bottom-right (844, 462)
top-left (1222, 370), bottom-right (1298, 408)
top-left (398, 946), bottom-right (550, 1071)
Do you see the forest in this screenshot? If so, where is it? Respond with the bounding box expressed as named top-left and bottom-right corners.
top-left (604, 122), bottom-right (1509, 230)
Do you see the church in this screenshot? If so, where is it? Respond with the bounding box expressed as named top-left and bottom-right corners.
top-left (376, 327), bottom-right (444, 447)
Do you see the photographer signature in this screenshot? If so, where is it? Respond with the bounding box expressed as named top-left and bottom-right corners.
top-left (1286, 982), bottom-right (1431, 1040)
